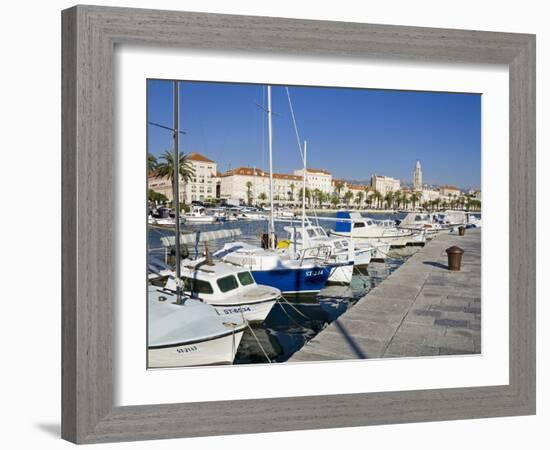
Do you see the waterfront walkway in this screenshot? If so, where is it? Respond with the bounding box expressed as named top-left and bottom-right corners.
top-left (289, 228), bottom-right (481, 361)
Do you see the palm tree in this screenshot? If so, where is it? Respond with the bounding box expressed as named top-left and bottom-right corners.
top-left (372, 190), bottom-right (382, 209)
top-left (393, 191), bottom-right (402, 210)
top-left (289, 183), bottom-right (295, 202)
top-left (384, 191), bottom-right (394, 210)
top-left (299, 187), bottom-right (311, 207)
top-left (355, 191), bottom-right (364, 208)
top-left (363, 188), bottom-right (370, 208)
top-left (258, 192), bottom-right (267, 205)
top-left (155, 150), bottom-right (195, 207)
top-left (410, 192), bottom-right (419, 210)
top-left (344, 191), bottom-right (353, 206)
top-left (330, 194), bottom-right (339, 208)
top-left (245, 181), bottom-right (253, 206)
top-left (334, 180), bottom-right (345, 200)
top-left (147, 153), bottom-right (158, 173)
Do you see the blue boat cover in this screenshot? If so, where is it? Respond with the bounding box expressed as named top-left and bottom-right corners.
top-left (335, 211), bottom-right (352, 233)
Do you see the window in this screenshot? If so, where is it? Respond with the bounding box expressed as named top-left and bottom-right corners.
top-left (217, 275), bottom-right (239, 293)
top-left (307, 229), bottom-right (316, 237)
top-left (182, 276), bottom-right (214, 295)
top-left (237, 272), bottom-right (255, 286)
top-left (354, 222), bottom-right (365, 228)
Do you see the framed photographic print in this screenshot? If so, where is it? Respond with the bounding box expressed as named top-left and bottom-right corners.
top-left (62, 5), bottom-right (536, 444)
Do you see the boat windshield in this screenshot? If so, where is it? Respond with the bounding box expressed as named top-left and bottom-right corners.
top-left (181, 276), bottom-right (214, 295)
top-left (237, 271), bottom-right (255, 286)
top-left (354, 222), bottom-right (365, 228)
top-left (307, 228), bottom-right (317, 238)
top-left (217, 275), bottom-right (239, 293)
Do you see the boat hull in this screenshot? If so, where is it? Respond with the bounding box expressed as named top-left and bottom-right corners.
top-left (251, 266), bottom-right (333, 294)
top-left (148, 328), bottom-right (245, 368)
top-left (211, 298), bottom-right (277, 323)
top-left (328, 263), bottom-right (353, 284)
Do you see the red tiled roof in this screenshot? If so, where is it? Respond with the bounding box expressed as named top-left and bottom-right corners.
top-left (187, 152), bottom-right (214, 163)
top-left (306, 168), bottom-right (331, 175)
top-left (221, 167), bottom-right (302, 181)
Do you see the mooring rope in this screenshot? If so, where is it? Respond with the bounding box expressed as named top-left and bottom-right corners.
top-left (239, 309), bottom-right (272, 364)
top-left (278, 294), bottom-right (312, 321)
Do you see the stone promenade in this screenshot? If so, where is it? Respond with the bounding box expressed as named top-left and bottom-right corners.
top-left (289, 228), bottom-right (481, 361)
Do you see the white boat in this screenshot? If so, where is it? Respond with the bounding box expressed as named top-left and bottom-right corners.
top-left (183, 205), bottom-right (218, 224)
top-left (210, 208), bottom-right (238, 222)
top-left (331, 212), bottom-right (417, 247)
top-left (274, 208), bottom-right (296, 219)
top-left (239, 207), bottom-right (267, 221)
top-left (398, 212), bottom-right (446, 238)
top-left (279, 222), bottom-right (374, 284)
top-left (437, 210), bottom-right (482, 229)
top-left (165, 257), bottom-right (280, 323)
top-left (148, 285), bottom-right (246, 368)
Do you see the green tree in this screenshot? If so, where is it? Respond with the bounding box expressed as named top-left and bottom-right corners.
top-left (155, 150), bottom-right (195, 207)
top-left (147, 153), bottom-right (158, 173)
top-left (334, 180), bottom-right (345, 199)
top-left (330, 194), bottom-right (339, 208)
top-left (289, 183), bottom-right (295, 202)
top-left (410, 192), bottom-right (419, 210)
top-left (344, 191), bottom-right (353, 206)
top-left (384, 191), bottom-right (394, 210)
top-left (355, 191), bottom-right (364, 208)
top-left (148, 189), bottom-right (167, 204)
top-left (258, 192), bottom-right (267, 204)
top-left (246, 181), bottom-right (253, 206)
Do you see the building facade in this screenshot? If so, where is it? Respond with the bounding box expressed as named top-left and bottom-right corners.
top-left (293, 168), bottom-right (333, 194)
top-left (370, 175), bottom-right (401, 196)
top-left (219, 167), bottom-right (303, 205)
top-left (148, 152), bottom-right (218, 204)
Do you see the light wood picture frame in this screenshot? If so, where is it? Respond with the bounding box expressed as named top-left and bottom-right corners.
top-left (61, 5), bottom-right (536, 444)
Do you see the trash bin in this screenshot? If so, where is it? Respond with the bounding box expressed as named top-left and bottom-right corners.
top-left (446, 246), bottom-right (464, 271)
top-left (458, 226), bottom-right (465, 236)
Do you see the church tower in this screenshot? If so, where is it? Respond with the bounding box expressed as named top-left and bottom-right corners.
top-left (413, 160), bottom-right (422, 190)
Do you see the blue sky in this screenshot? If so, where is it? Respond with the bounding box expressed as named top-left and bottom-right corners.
top-left (147, 80), bottom-right (481, 189)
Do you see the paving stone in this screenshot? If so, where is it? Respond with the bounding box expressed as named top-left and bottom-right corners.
top-left (434, 318), bottom-right (469, 328)
top-left (289, 229), bottom-right (482, 362)
top-left (384, 342), bottom-right (439, 358)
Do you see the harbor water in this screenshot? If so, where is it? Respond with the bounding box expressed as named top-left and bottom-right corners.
top-left (148, 212), bottom-right (419, 364)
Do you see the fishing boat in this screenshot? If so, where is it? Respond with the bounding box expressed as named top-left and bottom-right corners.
top-left (215, 241), bottom-right (341, 294)
top-left (397, 212), bottom-right (446, 237)
top-left (279, 222), bottom-right (374, 284)
top-left (372, 218), bottom-right (426, 245)
top-left (331, 212), bottom-right (418, 247)
top-left (182, 205), bottom-right (218, 224)
top-left (148, 284), bottom-right (246, 368)
top-left (164, 255), bottom-right (281, 323)
top-left (437, 210), bottom-right (482, 229)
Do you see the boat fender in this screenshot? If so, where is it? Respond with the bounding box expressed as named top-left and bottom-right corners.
top-left (277, 240), bottom-right (291, 249)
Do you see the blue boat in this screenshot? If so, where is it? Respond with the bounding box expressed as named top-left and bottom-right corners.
top-left (214, 242), bottom-right (343, 294)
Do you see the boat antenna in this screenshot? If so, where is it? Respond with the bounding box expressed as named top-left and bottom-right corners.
top-left (267, 85), bottom-right (276, 248)
top-left (173, 81), bottom-right (183, 304)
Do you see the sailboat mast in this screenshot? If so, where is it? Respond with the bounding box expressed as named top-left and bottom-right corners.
top-left (302, 140), bottom-right (307, 241)
top-left (173, 81), bottom-right (182, 304)
top-left (267, 85), bottom-right (275, 247)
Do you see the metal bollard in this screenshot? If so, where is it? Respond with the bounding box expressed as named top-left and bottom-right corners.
top-left (446, 246), bottom-right (464, 271)
top-left (458, 226), bottom-right (465, 236)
